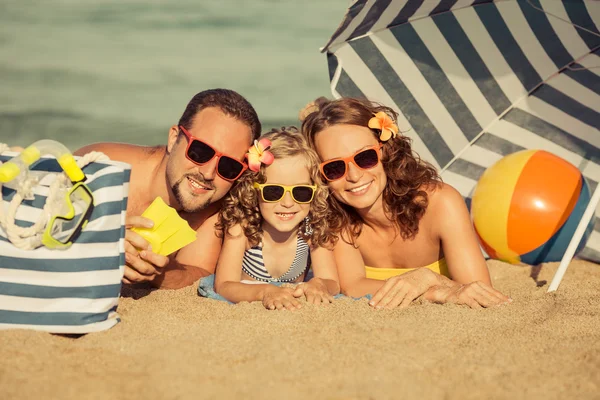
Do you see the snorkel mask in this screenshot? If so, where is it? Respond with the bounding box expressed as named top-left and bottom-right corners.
top-left (0, 140), bottom-right (95, 250)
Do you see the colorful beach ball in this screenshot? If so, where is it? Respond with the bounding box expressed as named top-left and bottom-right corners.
top-left (471, 150), bottom-right (595, 265)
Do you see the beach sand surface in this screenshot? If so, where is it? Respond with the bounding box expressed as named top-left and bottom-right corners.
top-left (1, 260), bottom-right (599, 400)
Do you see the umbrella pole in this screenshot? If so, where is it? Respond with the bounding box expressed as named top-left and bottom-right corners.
top-left (548, 184), bottom-right (600, 292)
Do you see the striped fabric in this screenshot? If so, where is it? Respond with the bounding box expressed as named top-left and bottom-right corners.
top-left (242, 237), bottom-right (311, 282)
top-left (0, 153), bottom-right (130, 333)
top-left (323, 0), bottom-right (600, 262)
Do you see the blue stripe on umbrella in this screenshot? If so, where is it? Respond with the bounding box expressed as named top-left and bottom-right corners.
top-left (324, 0), bottom-right (370, 51)
top-left (387, 0), bottom-right (424, 28)
top-left (350, 0), bottom-right (393, 39)
top-left (564, 0), bottom-right (600, 50)
top-left (504, 108), bottom-right (600, 164)
top-left (327, 53), bottom-right (339, 82)
top-left (335, 68), bottom-right (366, 99)
top-left (393, 19), bottom-right (482, 141)
top-left (475, 133), bottom-right (526, 156)
top-left (434, 11), bottom-right (512, 115)
top-left (476, 3), bottom-right (542, 92)
top-left (350, 37), bottom-right (455, 167)
top-left (520, 0), bottom-right (575, 69)
top-left (564, 63), bottom-right (600, 96)
top-left (532, 84), bottom-right (600, 130)
top-left (446, 158), bottom-right (487, 180)
top-left (431, 0), bottom-right (460, 16)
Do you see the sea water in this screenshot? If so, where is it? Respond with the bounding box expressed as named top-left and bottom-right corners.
top-left (0, 0), bottom-right (349, 150)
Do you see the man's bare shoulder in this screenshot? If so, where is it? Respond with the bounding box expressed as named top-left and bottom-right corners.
top-left (74, 142), bottom-right (163, 163)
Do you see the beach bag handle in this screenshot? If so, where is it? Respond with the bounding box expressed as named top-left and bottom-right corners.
top-left (0, 141), bottom-right (108, 250)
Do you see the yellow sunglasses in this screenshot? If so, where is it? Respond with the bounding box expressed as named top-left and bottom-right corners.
top-left (253, 183), bottom-right (316, 204)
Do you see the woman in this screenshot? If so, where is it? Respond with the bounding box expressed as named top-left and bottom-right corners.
top-left (300, 97), bottom-right (510, 310)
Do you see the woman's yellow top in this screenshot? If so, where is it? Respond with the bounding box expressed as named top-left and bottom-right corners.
top-left (364, 258), bottom-right (449, 281)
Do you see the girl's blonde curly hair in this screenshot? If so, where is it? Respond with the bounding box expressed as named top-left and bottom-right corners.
top-left (216, 127), bottom-right (335, 248)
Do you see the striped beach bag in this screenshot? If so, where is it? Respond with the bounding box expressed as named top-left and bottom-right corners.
top-left (0, 147), bottom-right (130, 334)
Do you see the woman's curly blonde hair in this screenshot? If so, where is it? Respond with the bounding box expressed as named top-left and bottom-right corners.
top-left (300, 97), bottom-right (442, 245)
top-left (216, 127), bottom-right (335, 248)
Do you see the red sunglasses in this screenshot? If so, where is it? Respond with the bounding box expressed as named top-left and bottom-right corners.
top-left (179, 125), bottom-right (248, 181)
top-left (319, 144), bottom-right (383, 181)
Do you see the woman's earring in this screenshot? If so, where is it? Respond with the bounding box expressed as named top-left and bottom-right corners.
top-left (304, 216), bottom-right (313, 236)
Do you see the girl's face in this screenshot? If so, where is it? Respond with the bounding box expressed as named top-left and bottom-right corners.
top-left (314, 124), bottom-right (386, 211)
top-left (258, 155), bottom-right (313, 234)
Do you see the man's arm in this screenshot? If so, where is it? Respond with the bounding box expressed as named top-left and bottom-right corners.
top-left (74, 143), bottom-right (121, 158)
top-left (152, 212), bottom-right (222, 289)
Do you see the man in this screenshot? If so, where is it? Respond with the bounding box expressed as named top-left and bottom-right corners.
top-left (75, 89), bottom-right (261, 289)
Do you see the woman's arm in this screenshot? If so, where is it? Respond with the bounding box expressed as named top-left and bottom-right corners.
top-left (430, 183), bottom-right (493, 285)
top-left (334, 236), bottom-right (448, 309)
top-left (422, 184), bottom-right (511, 307)
top-left (333, 237), bottom-right (387, 298)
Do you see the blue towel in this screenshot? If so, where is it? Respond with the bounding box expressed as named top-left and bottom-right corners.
top-left (197, 274), bottom-right (369, 303)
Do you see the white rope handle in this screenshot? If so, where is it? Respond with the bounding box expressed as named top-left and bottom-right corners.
top-left (0, 144), bottom-right (109, 250)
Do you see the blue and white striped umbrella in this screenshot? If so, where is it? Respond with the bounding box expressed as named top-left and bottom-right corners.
top-left (322, 0), bottom-right (600, 264)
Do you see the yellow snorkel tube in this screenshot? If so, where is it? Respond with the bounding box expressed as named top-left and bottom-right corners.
top-left (0, 139), bottom-right (85, 186)
top-left (0, 140), bottom-right (94, 250)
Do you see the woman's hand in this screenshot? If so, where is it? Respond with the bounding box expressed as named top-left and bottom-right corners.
top-left (424, 281), bottom-right (511, 309)
top-left (369, 268), bottom-right (443, 310)
top-left (301, 278), bottom-right (335, 305)
top-left (261, 286), bottom-right (303, 311)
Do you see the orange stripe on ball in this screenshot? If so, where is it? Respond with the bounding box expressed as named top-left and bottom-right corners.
top-left (507, 150), bottom-right (582, 255)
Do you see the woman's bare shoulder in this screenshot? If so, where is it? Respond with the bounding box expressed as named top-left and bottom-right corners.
top-left (426, 182), bottom-right (465, 211)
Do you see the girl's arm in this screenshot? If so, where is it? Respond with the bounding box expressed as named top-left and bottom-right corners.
top-left (303, 246), bottom-right (340, 300)
top-left (214, 225), bottom-right (274, 303)
top-left (214, 225), bottom-right (303, 310)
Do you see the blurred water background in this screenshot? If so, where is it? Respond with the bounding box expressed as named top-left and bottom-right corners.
top-left (0, 0), bottom-right (348, 150)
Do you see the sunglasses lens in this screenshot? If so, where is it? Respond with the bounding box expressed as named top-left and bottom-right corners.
top-left (354, 149), bottom-right (379, 170)
top-left (262, 185), bottom-right (285, 202)
top-left (292, 186), bottom-right (314, 203)
top-left (218, 156), bottom-right (245, 181)
top-left (322, 160), bottom-right (347, 181)
top-left (188, 140), bottom-right (216, 164)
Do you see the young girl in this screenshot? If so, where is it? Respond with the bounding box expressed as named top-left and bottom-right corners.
top-left (300, 97), bottom-right (510, 310)
top-left (214, 127), bottom-right (340, 310)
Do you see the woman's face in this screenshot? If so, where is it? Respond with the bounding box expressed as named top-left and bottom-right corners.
top-left (314, 124), bottom-right (386, 211)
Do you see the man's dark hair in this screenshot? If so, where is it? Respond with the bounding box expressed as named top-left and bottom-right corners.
top-left (178, 89), bottom-right (261, 142)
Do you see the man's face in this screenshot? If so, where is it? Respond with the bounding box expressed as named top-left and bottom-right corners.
top-left (166, 107), bottom-right (252, 213)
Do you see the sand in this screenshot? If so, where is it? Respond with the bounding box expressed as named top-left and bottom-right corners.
top-left (1, 259), bottom-right (599, 400)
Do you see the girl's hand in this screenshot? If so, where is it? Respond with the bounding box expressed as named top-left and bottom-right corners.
top-left (369, 268), bottom-right (442, 310)
top-left (261, 286), bottom-right (303, 311)
top-left (301, 278), bottom-right (335, 305)
top-left (425, 281), bottom-right (511, 309)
